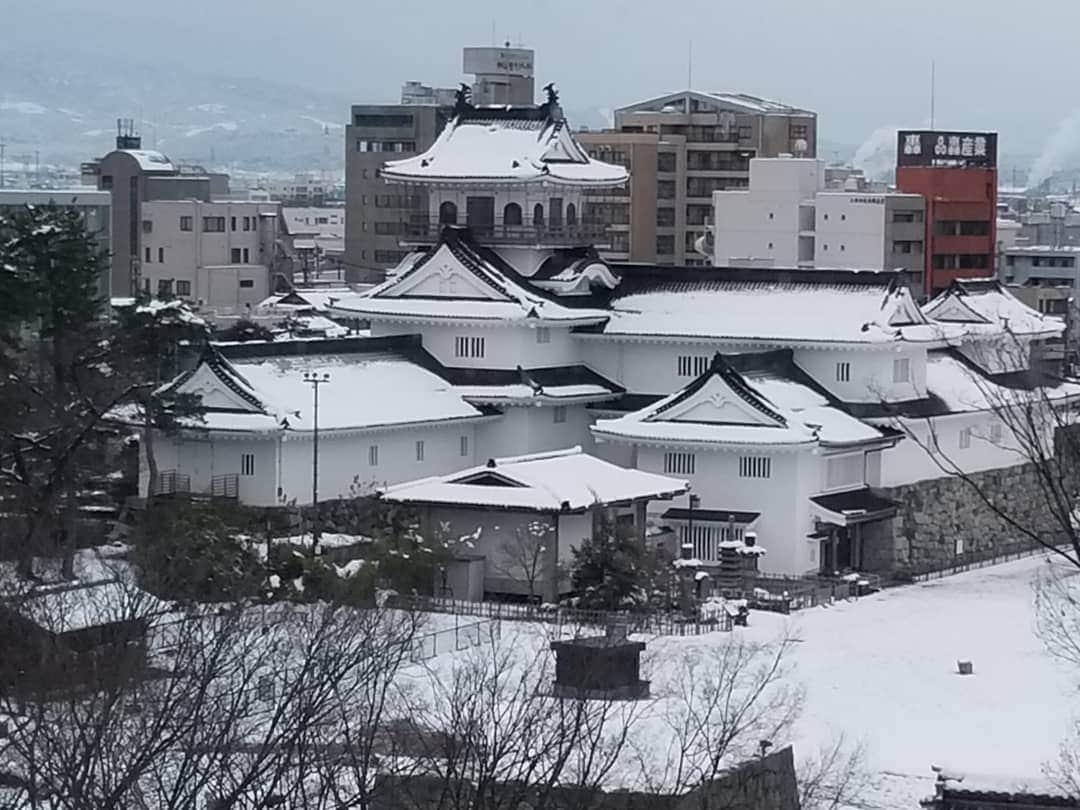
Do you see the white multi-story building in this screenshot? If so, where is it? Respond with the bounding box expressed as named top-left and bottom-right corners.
top-left (710, 156), bottom-right (926, 290)
top-left (139, 200), bottom-right (282, 312)
top-left (145, 88), bottom-right (1076, 581)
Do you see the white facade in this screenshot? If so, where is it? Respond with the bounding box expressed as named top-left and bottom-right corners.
top-left (140, 200), bottom-right (281, 311)
top-left (710, 156), bottom-right (924, 274)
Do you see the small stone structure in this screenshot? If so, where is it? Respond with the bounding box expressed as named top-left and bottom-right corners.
top-left (550, 625), bottom-right (649, 700)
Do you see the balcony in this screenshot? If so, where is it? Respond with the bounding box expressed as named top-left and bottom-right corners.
top-left (402, 218), bottom-right (612, 248)
top-left (152, 471), bottom-right (239, 501)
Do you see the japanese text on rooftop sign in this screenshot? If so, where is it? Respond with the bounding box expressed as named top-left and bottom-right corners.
top-left (896, 130), bottom-right (997, 169)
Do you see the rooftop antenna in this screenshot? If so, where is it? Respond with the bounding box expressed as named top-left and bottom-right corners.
top-left (687, 39), bottom-right (693, 89)
top-left (930, 59), bottom-right (936, 130)
top-left (491, 18), bottom-right (496, 46)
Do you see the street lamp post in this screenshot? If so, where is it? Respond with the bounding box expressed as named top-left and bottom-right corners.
top-left (686, 493), bottom-right (701, 558)
top-left (302, 371), bottom-right (330, 557)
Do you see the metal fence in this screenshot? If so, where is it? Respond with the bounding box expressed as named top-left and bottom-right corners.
top-left (388, 595), bottom-right (732, 636)
top-left (407, 618), bottom-right (499, 663)
top-left (910, 542), bottom-right (1052, 582)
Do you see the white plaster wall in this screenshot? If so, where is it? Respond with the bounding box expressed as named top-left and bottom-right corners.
top-left (814, 195), bottom-right (887, 269)
top-left (146, 434), bottom-right (278, 505)
top-left (877, 412), bottom-right (1028, 487)
top-left (636, 446), bottom-right (816, 575)
top-left (712, 193), bottom-right (801, 267)
top-left (371, 323), bottom-right (583, 370)
top-left (579, 340), bottom-right (727, 395)
top-left (475, 406), bottom-right (592, 462)
top-left (794, 347), bottom-right (927, 403)
top-left (274, 423), bottom-right (478, 504)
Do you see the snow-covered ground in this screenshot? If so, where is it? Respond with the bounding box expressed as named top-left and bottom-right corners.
top-left (649, 553), bottom-right (1076, 806)
top-left (410, 554), bottom-right (1076, 807)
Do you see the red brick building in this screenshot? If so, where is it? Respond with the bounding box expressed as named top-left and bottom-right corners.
top-left (895, 131), bottom-right (998, 298)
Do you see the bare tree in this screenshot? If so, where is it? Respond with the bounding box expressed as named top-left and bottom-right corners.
top-left (492, 519), bottom-right (556, 602)
top-left (882, 331), bottom-right (1080, 570)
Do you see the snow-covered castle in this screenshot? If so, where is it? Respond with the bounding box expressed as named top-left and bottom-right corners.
top-left (147, 87), bottom-right (1078, 582)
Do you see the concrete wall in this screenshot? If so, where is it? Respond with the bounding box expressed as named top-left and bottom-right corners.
top-left (814, 194), bottom-right (888, 269)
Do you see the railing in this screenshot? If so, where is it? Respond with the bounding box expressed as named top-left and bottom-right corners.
top-left (402, 218), bottom-right (611, 247)
top-left (387, 594), bottom-right (732, 636)
top-left (210, 474), bottom-right (239, 500)
top-left (153, 470), bottom-right (191, 497)
top-left (408, 619), bottom-right (500, 662)
top-left (909, 541), bottom-right (1050, 582)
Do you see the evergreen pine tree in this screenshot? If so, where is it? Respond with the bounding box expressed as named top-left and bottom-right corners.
top-left (569, 515), bottom-right (652, 611)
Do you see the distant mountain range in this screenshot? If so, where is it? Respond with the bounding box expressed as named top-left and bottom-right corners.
top-left (0, 46), bottom-right (358, 177)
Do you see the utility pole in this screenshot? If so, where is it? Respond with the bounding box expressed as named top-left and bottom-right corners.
top-left (303, 371), bottom-right (331, 557)
top-left (0, 141), bottom-right (6, 189)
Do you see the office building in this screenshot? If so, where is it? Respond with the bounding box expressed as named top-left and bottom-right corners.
top-left (709, 156), bottom-right (925, 288)
top-left (580, 90), bottom-right (817, 265)
top-left (895, 130), bottom-right (998, 297)
top-left (344, 46), bottom-right (537, 280)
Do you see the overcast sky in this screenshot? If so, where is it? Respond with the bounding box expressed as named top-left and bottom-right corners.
top-left (8, 0), bottom-right (1080, 156)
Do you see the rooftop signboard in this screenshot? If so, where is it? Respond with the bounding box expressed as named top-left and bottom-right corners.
top-left (897, 130), bottom-right (997, 169)
top-left (463, 47), bottom-right (534, 78)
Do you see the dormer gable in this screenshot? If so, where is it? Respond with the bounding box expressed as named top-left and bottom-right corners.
top-left (377, 242), bottom-right (512, 301)
top-left (646, 354), bottom-right (788, 428)
top-left (171, 352), bottom-right (265, 414)
top-left (882, 285), bottom-right (931, 327)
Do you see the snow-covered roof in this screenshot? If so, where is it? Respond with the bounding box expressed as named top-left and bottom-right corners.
top-left (380, 98), bottom-right (627, 188)
top-left (924, 350), bottom-right (1080, 413)
top-left (119, 149), bottom-right (176, 173)
top-left (923, 279), bottom-right (1064, 340)
top-left (592, 353), bottom-right (889, 449)
top-left (256, 288), bottom-right (363, 313)
top-left (380, 446), bottom-right (688, 511)
top-left (617, 89), bottom-right (814, 117)
top-left (590, 270), bottom-right (945, 347)
top-left (330, 228), bottom-right (610, 326)
top-left (169, 347), bottom-right (488, 434)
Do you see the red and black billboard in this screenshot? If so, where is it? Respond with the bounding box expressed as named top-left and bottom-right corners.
top-left (896, 130), bottom-right (997, 169)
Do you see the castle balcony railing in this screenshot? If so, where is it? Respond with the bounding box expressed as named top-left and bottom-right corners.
top-left (401, 217), bottom-right (611, 248)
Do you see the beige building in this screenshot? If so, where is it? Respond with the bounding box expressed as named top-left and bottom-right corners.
top-left (579, 90), bottom-right (817, 266)
top-left (139, 199), bottom-right (282, 313)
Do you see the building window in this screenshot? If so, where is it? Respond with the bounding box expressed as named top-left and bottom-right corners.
top-left (959, 427), bottom-right (972, 450)
top-left (657, 152), bottom-right (677, 173)
top-left (893, 210), bottom-right (923, 223)
top-left (231, 248), bottom-right (242, 263)
top-left (230, 216), bottom-right (237, 232)
top-left (368, 445), bottom-right (379, 466)
top-left (439, 201), bottom-right (458, 225)
top-left (536, 326), bottom-right (551, 344)
top-left (180, 216), bottom-right (193, 231)
top-left (142, 219), bottom-right (153, 234)
top-left (176, 280), bottom-right (191, 296)
top-left (415, 440), bottom-right (425, 461)
top-left (203, 216), bottom-right (226, 232)
top-left (239, 279), bottom-right (254, 289)
top-left (101, 175), bottom-right (113, 190)
top-left (835, 362), bottom-right (851, 382)
top-left (656, 235), bottom-right (675, 255)
top-left (244, 216), bottom-right (252, 231)
top-left (657, 207), bottom-right (676, 227)
top-left (503, 202), bottom-right (523, 226)
top-left (989, 421), bottom-right (1004, 444)
top-left (242, 248), bottom-right (250, 263)
top-left (678, 355), bottom-right (710, 377)
top-left (664, 452), bottom-right (696, 476)
top-left (460, 435), bottom-right (469, 457)
top-left (553, 406), bottom-right (567, 424)
top-left (158, 247), bottom-right (164, 263)
top-left (145, 246), bottom-right (152, 263)
top-left (241, 453), bottom-right (255, 476)
top-left (566, 203), bottom-right (577, 226)
top-left (893, 357), bottom-right (910, 383)
top-left (157, 279), bottom-right (172, 297)
top-left (841, 214), bottom-right (846, 222)
top-left (454, 336), bottom-right (485, 358)
top-left (768, 212), bottom-right (774, 220)
top-left (739, 456), bottom-right (771, 478)
top-left (657, 180), bottom-right (676, 200)
top-left (533, 203), bottom-right (544, 227)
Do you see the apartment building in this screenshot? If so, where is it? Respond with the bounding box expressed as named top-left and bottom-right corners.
top-left (344, 46), bottom-right (537, 280)
top-left (138, 199), bottom-right (281, 312)
top-left (580, 90), bottom-right (816, 265)
top-left (710, 157), bottom-right (925, 289)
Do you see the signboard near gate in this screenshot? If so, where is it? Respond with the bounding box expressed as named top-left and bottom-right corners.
top-left (897, 130), bottom-right (997, 169)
